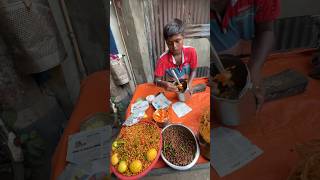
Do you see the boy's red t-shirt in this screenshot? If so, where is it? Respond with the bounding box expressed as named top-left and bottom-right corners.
top-left (154, 46), bottom-right (198, 81)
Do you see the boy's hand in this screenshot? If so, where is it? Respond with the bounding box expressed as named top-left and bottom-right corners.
top-left (165, 82), bottom-right (179, 92)
top-left (252, 82), bottom-right (265, 112)
top-left (250, 71), bottom-right (265, 112)
top-left (187, 82), bottom-right (193, 94)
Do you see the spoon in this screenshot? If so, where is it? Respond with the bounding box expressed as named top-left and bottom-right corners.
top-left (171, 69), bottom-right (183, 90)
top-left (210, 43), bottom-right (225, 73)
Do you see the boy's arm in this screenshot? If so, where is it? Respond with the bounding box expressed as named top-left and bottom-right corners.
top-left (154, 76), bottom-right (167, 88)
top-left (188, 68), bottom-right (197, 88)
top-left (250, 21), bottom-right (274, 108)
top-left (251, 0), bottom-right (279, 109)
top-left (188, 48), bottom-right (198, 89)
top-left (154, 59), bottom-right (178, 91)
top-left (250, 21), bottom-right (274, 81)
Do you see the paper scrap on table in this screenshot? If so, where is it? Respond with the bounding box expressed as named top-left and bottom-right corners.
top-left (130, 100), bottom-right (149, 114)
top-left (123, 100), bottom-right (149, 126)
top-left (152, 93), bottom-right (172, 110)
top-left (211, 127), bottom-right (263, 177)
top-left (66, 126), bottom-right (111, 165)
top-left (172, 102), bottom-right (192, 118)
top-left (122, 111), bottom-right (145, 126)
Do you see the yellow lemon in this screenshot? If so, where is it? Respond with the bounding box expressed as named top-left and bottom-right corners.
top-left (118, 161), bottom-right (128, 173)
top-left (147, 148), bottom-right (157, 161)
top-left (111, 153), bottom-right (119, 166)
top-left (112, 141), bottom-right (118, 151)
top-left (143, 113), bottom-right (148, 119)
top-left (129, 160), bottom-right (142, 173)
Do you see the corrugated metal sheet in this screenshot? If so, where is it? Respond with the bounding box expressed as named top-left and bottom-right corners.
top-left (273, 16), bottom-right (320, 51)
top-left (196, 66), bottom-right (209, 78)
top-left (155, 0), bottom-right (210, 56)
top-left (239, 15), bottom-right (320, 55)
top-left (142, 0), bottom-right (210, 73)
top-left (185, 24), bottom-right (210, 38)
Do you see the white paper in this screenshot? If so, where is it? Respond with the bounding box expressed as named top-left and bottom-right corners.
top-left (152, 93), bottom-right (172, 110)
top-left (211, 127), bottom-right (263, 177)
top-left (122, 111), bottom-right (145, 126)
top-left (130, 100), bottom-right (149, 114)
top-left (66, 126), bottom-right (111, 165)
top-left (172, 102), bottom-right (192, 118)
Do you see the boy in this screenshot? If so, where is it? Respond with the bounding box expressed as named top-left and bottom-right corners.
top-left (154, 18), bottom-right (198, 92)
top-left (211, 0), bottom-right (280, 108)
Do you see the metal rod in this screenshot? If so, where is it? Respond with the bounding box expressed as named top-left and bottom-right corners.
top-left (60, 0), bottom-right (87, 79)
top-left (210, 43), bottom-right (225, 73)
top-left (171, 69), bottom-right (180, 83)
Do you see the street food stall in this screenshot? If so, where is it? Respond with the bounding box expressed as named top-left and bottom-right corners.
top-left (50, 74), bottom-right (211, 179)
top-left (110, 78), bottom-right (210, 179)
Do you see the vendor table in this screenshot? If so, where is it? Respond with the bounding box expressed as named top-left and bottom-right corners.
top-left (124, 78), bottom-right (210, 171)
top-left (51, 72), bottom-right (210, 179)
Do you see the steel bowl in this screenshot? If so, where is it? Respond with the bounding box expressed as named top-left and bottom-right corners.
top-left (161, 124), bottom-right (200, 170)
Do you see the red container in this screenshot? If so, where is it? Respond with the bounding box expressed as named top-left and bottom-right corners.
top-left (110, 120), bottom-right (163, 180)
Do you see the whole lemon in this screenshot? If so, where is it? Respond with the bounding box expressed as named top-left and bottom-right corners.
top-left (112, 141), bottom-right (118, 151)
top-left (118, 161), bottom-right (128, 173)
top-left (111, 153), bottom-right (119, 165)
top-left (129, 160), bottom-right (142, 174)
top-left (147, 148), bottom-right (157, 161)
top-left (143, 113), bottom-right (148, 119)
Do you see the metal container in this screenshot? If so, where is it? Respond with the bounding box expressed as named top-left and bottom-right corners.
top-left (211, 55), bottom-right (256, 126)
top-left (198, 134), bottom-right (210, 160)
top-left (174, 80), bottom-right (192, 102)
top-left (177, 88), bottom-right (192, 102)
top-left (161, 124), bottom-right (200, 170)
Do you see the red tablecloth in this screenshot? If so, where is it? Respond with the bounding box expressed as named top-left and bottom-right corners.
top-left (125, 78), bottom-right (210, 169)
top-left (51, 71), bottom-right (109, 180)
top-left (211, 49), bottom-right (320, 180)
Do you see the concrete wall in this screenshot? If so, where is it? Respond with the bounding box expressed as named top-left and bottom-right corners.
top-left (65, 0), bottom-right (107, 74)
top-left (113, 0), bottom-right (212, 86)
top-left (110, 2), bottom-right (136, 92)
top-left (48, 0), bottom-right (109, 115)
top-left (48, 0), bottom-right (81, 106)
top-left (184, 38), bottom-right (210, 68)
top-left (117, 0), bottom-right (153, 84)
top-left (48, 0), bottom-right (108, 110)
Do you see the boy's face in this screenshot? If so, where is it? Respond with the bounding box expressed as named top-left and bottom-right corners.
top-left (166, 34), bottom-right (184, 55)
